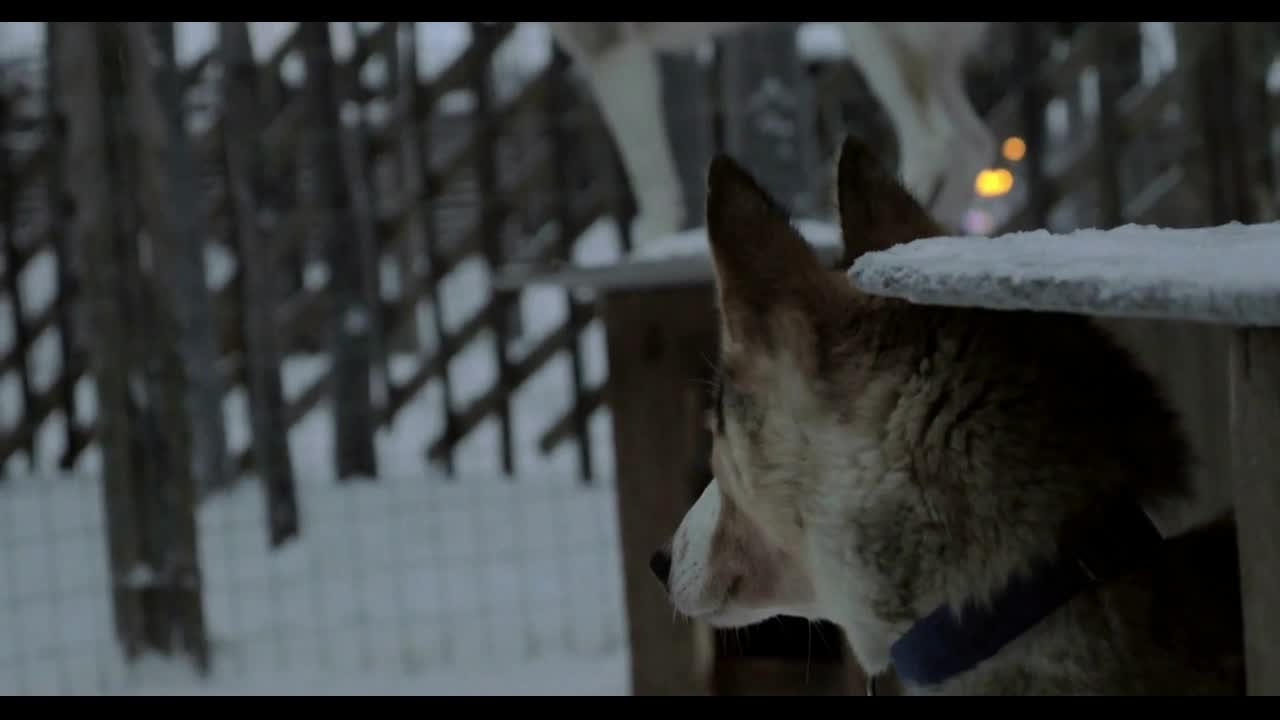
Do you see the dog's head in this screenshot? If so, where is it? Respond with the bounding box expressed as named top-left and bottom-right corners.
top-left (649, 137), bottom-right (942, 629)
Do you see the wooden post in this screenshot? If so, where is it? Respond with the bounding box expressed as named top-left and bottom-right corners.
top-left (1228, 328), bottom-right (1280, 695)
top-left (546, 47), bottom-right (594, 482)
top-left (1226, 22), bottom-right (1278, 222)
top-left (0, 86), bottom-right (36, 467)
top-left (1013, 22), bottom-right (1052, 231)
top-left (402, 23), bottom-right (460, 475)
top-left (718, 24), bottom-right (818, 217)
top-left (1093, 24), bottom-right (1132, 229)
top-left (341, 22), bottom-right (391, 417)
top-left (219, 21), bottom-right (301, 547)
top-left (124, 21), bottom-right (232, 498)
top-left (42, 22), bottom-right (87, 469)
top-left (470, 21), bottom-right (516, 476)
top-left (119, 21), bottom-right (210, 674)
top-left (298, 21), bottom-right (378, 480)
top-left (56, 21), bottom-right (209, 673)
top-left (604, 286), bottom-right (718, 695)
top-left (57, 21), bottom-right (145, 656)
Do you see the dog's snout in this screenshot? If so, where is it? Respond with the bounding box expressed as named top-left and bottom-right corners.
top-left (649, 547), bottom-right (672, 590)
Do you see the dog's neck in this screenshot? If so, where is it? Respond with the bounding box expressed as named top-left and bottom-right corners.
top-left (884, 499), bottom-right (1165, 692)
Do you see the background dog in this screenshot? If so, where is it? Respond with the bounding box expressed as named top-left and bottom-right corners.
top-left (548, 22), bottom-right (995, 243)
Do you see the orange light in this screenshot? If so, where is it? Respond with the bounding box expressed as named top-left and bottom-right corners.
top-left (1002, 136), bottom-right (1027, 162)
top-left (974, 168), bottom-right (1015, 198)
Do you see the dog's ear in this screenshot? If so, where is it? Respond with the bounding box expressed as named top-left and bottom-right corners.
top-left (836, 135), bottom-right (944, 267)
top-left (705, 154), bottom-right (833, 360)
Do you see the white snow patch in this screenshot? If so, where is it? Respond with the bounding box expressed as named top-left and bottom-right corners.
top-left (204, 243), bottom-right (237, 290)
top-left (415, 23), bottom-right (471, 81)
top-left (27, 327), bottom-right (61, 393)
top-left (0, 371), bottom-right (21, 430)
top-left (304, 262), bottom-right (331, 290)
top-left (343, 307), bottom-right (370, 336)
top-left (796, 23), bottom-right (847, 61)
top-left (438, 89), bottom-right (477, 116)
top-left (850, 221), bottom-right (1280, 326)
top-left (124, 564), bottom-right (158, 589)
top-left (18, 249), bottom-right (57, 322)
top-left (0, 22), bottom-right (43, 61)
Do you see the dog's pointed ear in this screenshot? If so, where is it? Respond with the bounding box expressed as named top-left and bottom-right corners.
top-left (705, 154), bottom-right (832, 350)
top-left (836, 135), bottom-right (943, 267)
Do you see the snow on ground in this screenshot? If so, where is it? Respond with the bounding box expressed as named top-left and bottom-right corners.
top-left (0, 449), bottom-right (629, 695)
top-left (116, 650), bottom-right (628, 696)
top-left (0, 221), bottom-right (636, 695)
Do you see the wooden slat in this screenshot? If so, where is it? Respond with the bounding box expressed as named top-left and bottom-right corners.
top-left (0, 299), bottom-right (58, 376)
top-left (1229, 327), bottom-right (1280, 695)
top-left (426, 305), bottom-right (593, 462)
top-left (538, 381), bottom-right (606, 454)
top-left (382, 306), bottom-right (491, 419)
top-left (603, 286), bottom-right (719, 695)
top-left (0, 354), bottom-right (74, 464)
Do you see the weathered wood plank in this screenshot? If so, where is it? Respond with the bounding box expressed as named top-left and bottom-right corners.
top-left (127, 21), bottom-right (232, 497)
top-left (120, 21), bottom-right (210, 672)
top-left (425, 308), bottom-right (592, 463)
top-left (538, 381), bottom-right (606, 454)
top-left (56, 20), bottom-right (149, 658)
top-left (43, 22), bottom-right (83, 470)
top-left (220, 20), bottom-right (300, 544)
top-left (469, 21), bottom-right (516, 476)
top-left (1228, 327), bottom-right (1280, 695)
top-left (298, 21), bottom-right (378, 480)
top-left (401, 22), bottom-right (459, 473)
top-left (545, 46), bottom-right (594, 480)
top-left (603, 286), bottom-right (718, 695)
top-left (0, 89), bottom-right (37, 465)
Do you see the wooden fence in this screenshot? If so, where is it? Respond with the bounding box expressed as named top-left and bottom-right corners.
top-left (0, 22), bottom-right (636, 492)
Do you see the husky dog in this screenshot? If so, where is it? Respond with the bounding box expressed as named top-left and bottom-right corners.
top-left (548, 22), bottom-right (995, 243)
top-left (648, 136), bottom-right (1245, 694)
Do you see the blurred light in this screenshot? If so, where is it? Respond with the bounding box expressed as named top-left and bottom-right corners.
top-left (1002, 136), bottom-right (1027, 162)
top-left (975, 168), bottom-right (1015, 198)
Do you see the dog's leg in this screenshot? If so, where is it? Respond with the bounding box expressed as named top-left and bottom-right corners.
top-left (574, 41), bottom-right (687, 246)
top-left (838, 22), bottom-right (952, 212)
top-left (915, 67), bottom-right (988, 230)
top-left (928, 59), bottom-right (999, 231)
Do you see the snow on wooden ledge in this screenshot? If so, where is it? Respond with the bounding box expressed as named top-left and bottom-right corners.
top-left (628, 219), bottom-right (841, 261)
top-left (847, 221), bottom-right (1280, 327)
top-left (495, 220), bottom-right (841, 292)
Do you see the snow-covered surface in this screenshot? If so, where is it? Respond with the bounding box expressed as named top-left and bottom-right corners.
top-left (849, 222), bottom-right (1280, 326)
top-left (114, 650), bottom-right (627, 696)
top-left (1, 219), bottom-right (634, 695)
top-left (495, 220), bottom-right (844, 293)
top-left (0, 458), bottom-right (628, 695)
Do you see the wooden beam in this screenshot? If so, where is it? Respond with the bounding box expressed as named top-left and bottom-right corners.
top-left (602, 286), bottom-right (718, 695)
top-left (1228, 327), bottom-right (1280, 695)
